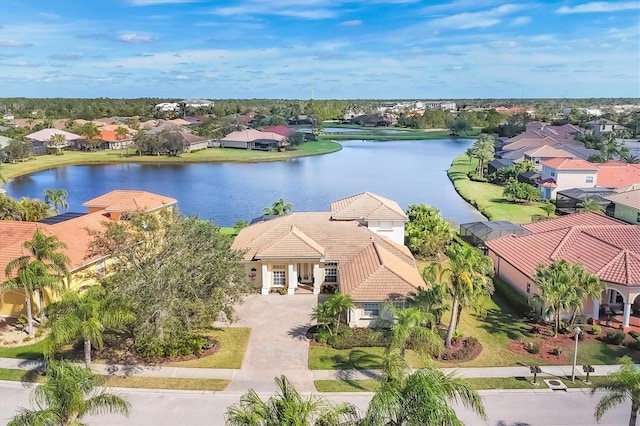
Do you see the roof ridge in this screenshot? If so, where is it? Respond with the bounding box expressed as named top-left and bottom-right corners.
top-left (289, 225), bottom-right (325, 255)
top-left (596, 250), bottom-right (629, 284)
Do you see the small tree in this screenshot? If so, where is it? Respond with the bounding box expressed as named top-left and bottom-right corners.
top-left (44, 188), bottom-right (69, 214)
top-left (263, 198), bottom-right (293, 215)
top-left (405, 204), bottom-right (454, 259)
top-left (310, 292), bottom-right (354, 336)
top-left (503, 180), bottom-right (539, 203)
top-left (48, 133), bottom-right (66, 154)
top-left (578, 198), bottom-right (605, 213)
top-left (539, 202), bottom-right (556, 217)
top-left (8, 360), bottom-right (130, 426)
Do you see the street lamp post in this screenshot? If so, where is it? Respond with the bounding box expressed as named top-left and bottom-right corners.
top-left (571, 327), bottom-right (581, 383)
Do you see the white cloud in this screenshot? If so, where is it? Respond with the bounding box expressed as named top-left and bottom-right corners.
top-left (176, 75), bottom-right (189, 80)
top-left (128, 0), bottom-right (201, 5)
top-left (340, 20), bottom-right (362, 26)
top-left (50, 52), bottom-right (84, 60)
top-left (557, 2), bottom-right (640, 14)
top-left (0, 38), bottom-right (29, 47)
top-left (429, 4), bottom-right (526, 30)
top-left (118, 33), bottom-right (156, 43)
top-left (511, 16), bottom-right (531, 26)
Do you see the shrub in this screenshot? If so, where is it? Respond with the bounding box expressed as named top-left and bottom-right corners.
top-left (270, 287), bottom-right (287, 295)
top-left (549, 346), bottom-right (563, 357)
top-left (316, 329), bottom-right (330, 345)
top-left (330, 328), bottom-right (392, 350)
top-left (605, 330), bottom-right (625, 345)
top-left (627, 337), bottom-right (640, 351)
top-left (16, 315), bottom-right (28, 327)
top-left (590, 325), bottom-right (602, 335)
top-left (135, 335), bottom-right (207, 358)
top-left (525, 339), bottom-right (541, 354)
top-left (629, 330), bottom-right (640, 339)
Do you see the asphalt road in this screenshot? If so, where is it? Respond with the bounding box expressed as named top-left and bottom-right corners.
top-left (0, 381), bottom-right (631, 426)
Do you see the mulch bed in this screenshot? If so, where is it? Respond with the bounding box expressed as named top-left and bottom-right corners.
top-left (437, 338), bottom-right (483, 363)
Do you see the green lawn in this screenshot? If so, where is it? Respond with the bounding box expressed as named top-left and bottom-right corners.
top-left (0, 367), bottom-right (228, 390)
top-left (0, 339), bottom-right (47, 360)
top-left (2, 141), bottom-right (342, 179)
top-left (104, 376), bottom-right (229, 391)
top-left (314, 376), bottom-right (608, 392)
top-left (308, 346), bottom-right (425, 370)
top-left (447, 154), bottom-right (552, 223)
top-left (169, 327), bottom-right (251, 369)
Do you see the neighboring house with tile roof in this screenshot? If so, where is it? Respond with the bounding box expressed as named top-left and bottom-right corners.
top-left (485, 212), bottom-right (640, 327)
top-left (524, 145), bottom-right (575, 169)
top-left (231, 193), bottom-right (418, 327)
top-left (539, 159), bottom-right (640, 200)
top-left (220, 128), bottom-right (288, 150)
top-left (1, 190), bottom-right (178, 317)
top-left (99, 129), bottom-right (134, 150)
top-left (605, 189), bottom-right (640, 225)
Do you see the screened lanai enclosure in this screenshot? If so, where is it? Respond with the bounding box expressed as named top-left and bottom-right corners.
top-left (555, 188), bottom-right (615, 215)
top-left (460, 221), bottom-right (529, 248)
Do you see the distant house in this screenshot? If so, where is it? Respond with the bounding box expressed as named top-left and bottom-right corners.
top-left (178, 132), bottom-right (209, 152)
top-left (539, 158), bottom-right (599, 199)
top-left (99, 129), bottom-right (134, 150)
top-left (220, 129), bottom-right (287, 150)
top-left (605, 189), bottom-right (640, 225)
top-left (26, 129), bottom-right (82, 155)
top-left (261, 125), bottom-right (297, 138)
top-left (487, 158), bottom-right (514, 175)
top-left (350, 114), bottom-right (392, 127)
top-left (586, 119), bottom-right (627, 136)
top-left (523, 145), bottom-right (575, 169)
top-left (288, 115), bottom-right (314, 125)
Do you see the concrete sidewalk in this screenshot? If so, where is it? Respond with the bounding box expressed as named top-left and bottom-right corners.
top-left (1, 357), bottom-right (626, 381)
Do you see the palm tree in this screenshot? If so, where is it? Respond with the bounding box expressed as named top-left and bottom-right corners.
top-left (48, 133), bottom-right (66, 155)
top-left (470, 135), bottom-right (495, 178)
top-left (310, 292), bottom-right (354, 336)
top-left (44, 188), bottom-right (69, 214)
top-left (8, 360), bottom-right (130, 426)
top-left (263, 198), bottom-right (293, 216)
top-left (380, 305), bottom-right (443, 359)
top-left (578, 198), bottom-right (605, 213)
top-left (46, 286), bottom-right (133, 367)
top-left (407, 283), bottom-right (447, 326)
top-left (430, 244), bottom-right (494, 348)
top-left (3, 261), bottom-right (40, 337)
top-left (0, 194), bottom-right (24, 220)
top-left (567, 263), bottom-right (605, 325)
top-left (592, 356), bottom-right (640, 426)
top-left (225, 375), bottom-right (359, 426)
top-left (365, 353), bottom-right (485, 426)
top-left (464, 148), bottom-right (474, 164)
top-left (531, 260), bottom-right (577, 336)
top-left (539, 202), bottom-right (556, 217)
top-left (4, 229), bottom-right (70, 325)
top-left (19, 197), bottom-right (52, 221)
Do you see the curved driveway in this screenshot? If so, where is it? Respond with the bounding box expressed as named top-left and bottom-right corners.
top-left (224, 294), bottom-right (318, 392)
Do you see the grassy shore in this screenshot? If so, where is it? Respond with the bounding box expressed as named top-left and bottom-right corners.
top-left (447, 154), bottom-right (552, 223)
top-left (317, 129), bottom-right (480, 141)
top-left (1, 140), bottom-right (342, 179)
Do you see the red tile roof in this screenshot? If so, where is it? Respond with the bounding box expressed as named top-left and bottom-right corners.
top-left (486, 212), bottom-right (640, 286)
top-left (261, 125), bottom-right (295, 137)
top-left (330, 192), bottom-right (408, 221)
top-left (541, 158), bottom-right (598, 170)
top-left (82, 190), bottom-right (177, 213)
top-left (596, 162), bottom-right (640, 187)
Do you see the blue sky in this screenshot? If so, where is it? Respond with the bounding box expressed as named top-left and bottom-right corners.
top-left (0, 0), bottom-right (638, 99)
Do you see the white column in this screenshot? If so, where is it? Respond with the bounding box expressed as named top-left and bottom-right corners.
top-left (287, 264), bottom-right (296, 295)
top-left (313, 264), bottom-right (321, 295)
top-left (623, 303), bottom-right (632, 328)
top-left (592, 299), bottom-right (600, 321)
top-left (261, 264), bottom-right (270, 295)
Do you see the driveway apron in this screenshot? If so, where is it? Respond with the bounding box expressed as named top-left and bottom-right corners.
top-left (224, 294), bottom-right (317, 392)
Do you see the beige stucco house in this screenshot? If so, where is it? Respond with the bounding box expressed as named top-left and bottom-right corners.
top-left (485, 212), bottom-right (640, 328)
top-left (231, 192), bottom-right (423, 327)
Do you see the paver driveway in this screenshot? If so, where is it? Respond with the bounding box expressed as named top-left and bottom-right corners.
top-left (225, 293), bottom-right (318, 392)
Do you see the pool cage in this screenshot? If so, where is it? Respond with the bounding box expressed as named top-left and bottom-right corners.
top-left (459, 221), bottom-right (529, 248)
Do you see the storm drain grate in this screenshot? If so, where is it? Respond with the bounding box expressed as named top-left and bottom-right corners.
top-left (543, 379), bottom-right (568, 391)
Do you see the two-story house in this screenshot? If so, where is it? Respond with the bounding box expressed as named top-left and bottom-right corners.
top-left (539, 158), bottom-right (598, 199)
top-left (231, 192), bottom-right (423, 327)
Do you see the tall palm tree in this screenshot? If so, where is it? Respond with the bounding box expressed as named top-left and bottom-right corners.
top-left (567, 263), bottom-right (605, 325)
top-left (365, 352), bottom-right (485, 426)
top-left (578, 198), bottom-right (605, 213)
top-left (44, 188), bottom-right (69, 214)
top-left (470, 135), bottom-right (495, 178)
top-left (19, 197), bottom-right (53, 221)
top-left (430, 244), bottom-right (494, 348)
top-left (8, 360), bottom-right (130, 426)
top-left (48, 133), bottom-right (66, 154)
top-left (2, 261), bottom-right (40, 337)
top-left (592, 356), bottom-right (640, 426)
top-left (407, 283), bottom-right (447, 326)
top-left (4, 229), bottom-right (69, 325)
top-left (46, 286), bottom-right (133, 367)
top-left (531, 260), bottom-right (577, 336)
top-left (263, 198), bottom-right (293, 216)
top-left (225, 375), bottom-right (359, 426)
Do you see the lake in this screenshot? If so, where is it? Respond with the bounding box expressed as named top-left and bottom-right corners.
top-left (5, 139), bottom-right (485, 227)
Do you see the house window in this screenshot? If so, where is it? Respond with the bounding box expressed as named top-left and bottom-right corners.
top-left (363, 302), bottom-right (379, 318)
top-left (636, 212), bottom-right (640, 223)
top-left (550, 172), bottom-right (555, 177)
top-left (325, 262), bottom-right (338, 283)
top-left (526, 283), bottom-right (531, 294)
top-left (586, 176), bottom-right (593, 183)
top-left (272, 270), bottom-right (286, 286)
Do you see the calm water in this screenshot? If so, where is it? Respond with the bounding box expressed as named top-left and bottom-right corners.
top-left (6, 139), bottom-right (485, 227)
